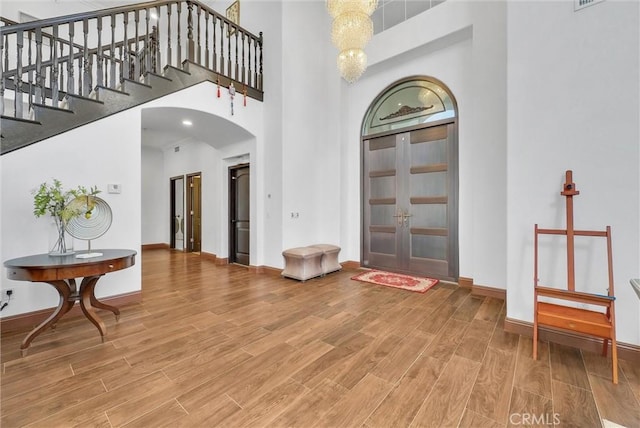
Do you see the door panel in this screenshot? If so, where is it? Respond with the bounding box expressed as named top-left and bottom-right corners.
top-left (186, 173), bottom-right (202, 253)
top-left (363, 121), bottom-right (458, 280)
top-left (407, 126), bottom-right (452, 276)
top-left (363, 136), bottom-right (401, 271)
top-left (230, 165), bottom-right (250, 265)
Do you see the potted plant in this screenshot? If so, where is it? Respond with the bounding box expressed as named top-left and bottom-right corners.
top-left (32, 179), bottom-right (100, 256)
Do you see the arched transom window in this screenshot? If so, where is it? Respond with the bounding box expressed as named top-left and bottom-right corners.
top-left (362, 78), bottom-right (456, 137)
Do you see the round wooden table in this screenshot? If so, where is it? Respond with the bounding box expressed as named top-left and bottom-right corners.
top-left (4, 249), bottom-right (136, 356)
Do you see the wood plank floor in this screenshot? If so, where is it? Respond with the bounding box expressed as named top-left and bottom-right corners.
top-left (1, 250), bottom-right (638, 427)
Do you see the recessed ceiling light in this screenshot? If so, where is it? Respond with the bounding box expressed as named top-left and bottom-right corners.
top-left (182, 120), bottom-right (192, 126)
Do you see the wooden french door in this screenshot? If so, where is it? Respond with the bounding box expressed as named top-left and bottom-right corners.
top-left (362, 121), bottom-right (458, 280)
top-left (229, 164), bottom-right (250, 265)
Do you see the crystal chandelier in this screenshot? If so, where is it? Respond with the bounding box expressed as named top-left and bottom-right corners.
top-left (327, 0), bottom-right (378, 83)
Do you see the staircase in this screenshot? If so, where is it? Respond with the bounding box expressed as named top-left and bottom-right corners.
top-left (0, 0), bottom-right (263, 155)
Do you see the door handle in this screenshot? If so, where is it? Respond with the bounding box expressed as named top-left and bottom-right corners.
top-left (392, 210), bottom-right (403, 225)
top-left (402, 212), bottom-right (412, 227)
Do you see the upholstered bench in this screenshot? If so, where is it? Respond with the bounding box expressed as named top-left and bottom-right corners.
top-left (281, 247), bottom-right (324, 281)
top-left (309, 244), bottom-right (342, 275)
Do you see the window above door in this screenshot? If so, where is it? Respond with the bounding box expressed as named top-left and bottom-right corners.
top-left (362, 77), bottom-right (456, 137)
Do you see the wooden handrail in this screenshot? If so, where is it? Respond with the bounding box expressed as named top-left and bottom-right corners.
top-left (0, 0), bottom-right (264, 121)
top-left (0, 0), bottom-right (260, 41)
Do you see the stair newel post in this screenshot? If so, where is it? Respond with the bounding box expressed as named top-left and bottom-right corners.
top-left (110, 14), bottom-right (116, 88)
top-left (50, 26), bottom-right (59, 106)
top-left (67, 24), bottom-right (74, 95)
top-left (15, 29), bottom-right (23, 119)
top-left (144, 8), bottom-right (150, 77)
top-left (204, 11), bottom-right (210, 69)
top-left (196, 4), bottom-right (202, 64)
top-left (258, 31), bottom-right (263, 91)
top-left (166, 4), bottom-right (172, 68)
top-left (187, 1), bottom-right (195, 63)
top-left (176, 2), bottom-right (182, 65)
top-left (0, 33), bottom-right (4, 116)
top-left (134, 9), bottom-right (140, 79)
top-left (34, 27), bottom-right (43, 106)
top-left (82, 19), bottom-right (90, 96)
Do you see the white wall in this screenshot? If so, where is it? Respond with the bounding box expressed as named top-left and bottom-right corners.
top-left (151, 137), bottom-right (255, 260)
top-left (506, 0), bottom-right (640, 345)
top-left (0, 108), bottom-right (142, 316)
top-left (342, 0), bottom-right (507, 288)
top-left (240, 1), bottom-right (285, 268)
top-left (141, 146), bottom-right (165, 245)
top-left (280, 1), bottom-right (341, 251)
top-left (3, 0), bottom-right (638, 346)
top-left (1, 80), bottom-right (264, 317)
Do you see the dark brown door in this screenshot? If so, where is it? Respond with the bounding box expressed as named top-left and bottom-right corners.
top-left (362, 121), bottom-right (458, 280)
top-left (186, 173), bottom-right (202, 253)
top-left (229, 164), bottom-right (250, 265)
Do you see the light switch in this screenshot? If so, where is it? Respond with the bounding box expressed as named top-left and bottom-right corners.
top-left (108, 184), bottom-right (121, 194)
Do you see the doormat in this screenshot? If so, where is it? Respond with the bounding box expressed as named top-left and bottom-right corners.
top-left (351, 270), bottom-right (439, 293)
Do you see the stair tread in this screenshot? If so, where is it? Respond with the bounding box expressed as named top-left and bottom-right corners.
top-left (65, 93), bottom-right (105, 105)
top-left (96, 85), bottom-right (131, 96)
top-left (32, 103), bottom-right (74, 114)
top-left (0, 115), bottom-right (41, 126)
top-left (145, 71), bottom-right (173, 82)
top-left (163, 64), bottom-right (192, 76)
top-left (121, 78), bottom-right (153, 89)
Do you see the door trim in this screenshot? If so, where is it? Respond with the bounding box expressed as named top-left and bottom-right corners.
top-left (361, 122), bottom-right (458, 281)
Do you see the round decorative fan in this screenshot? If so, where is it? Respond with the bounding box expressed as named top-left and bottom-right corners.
top-left (65, 195), bottom-right (112, 258)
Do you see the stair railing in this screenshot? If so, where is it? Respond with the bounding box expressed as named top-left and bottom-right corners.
top-left (0, 0), bottom-right (263, 121)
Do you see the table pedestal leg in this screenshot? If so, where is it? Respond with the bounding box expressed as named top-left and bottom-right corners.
top-left (20, 280), bottom-right (75, 356)
top-left (79, 275), bottom-right (108, 341)
top-left (87, 283), bottom-right (120, 322)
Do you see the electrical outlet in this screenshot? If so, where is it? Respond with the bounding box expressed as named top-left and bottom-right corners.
top-left (5, 289), bottom-right (13, 298)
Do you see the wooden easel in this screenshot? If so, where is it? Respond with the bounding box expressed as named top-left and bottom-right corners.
top-left (533, 170), bottom-right (618, 384)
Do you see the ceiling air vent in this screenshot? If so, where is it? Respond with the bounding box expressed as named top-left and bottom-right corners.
top-left (575, 0), bottom-right (605, 11)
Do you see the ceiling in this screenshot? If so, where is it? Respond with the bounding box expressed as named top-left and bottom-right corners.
top-left (141, 107), bottom-right (254, 151)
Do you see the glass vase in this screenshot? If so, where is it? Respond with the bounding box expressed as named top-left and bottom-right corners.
top-left (48, 217), bottom-right (74, 256)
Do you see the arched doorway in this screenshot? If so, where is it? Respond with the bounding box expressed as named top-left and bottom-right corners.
top-left (361, 76), bottom-right (459, 281)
